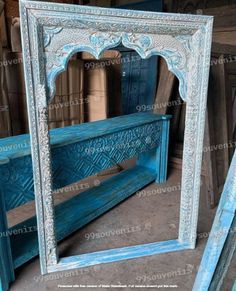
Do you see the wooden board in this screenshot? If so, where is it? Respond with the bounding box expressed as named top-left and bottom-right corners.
top-left (0, 188), bottom-right (14, 291)
top-left (210, 216), bottom-right (236, 290)
top-left (154, 58), bottom-right (176, 115)
top-left (117, 0), bottom-right (162, 115)
top-left (170, 0), bottom-right (230, 13)
top-left (10, 165), bottom-right (156, 268)
top-left (213, 27), bottom-right (236, 46)
top-left (198, 5), bottom-right (236, 28)
top-left (224, 60), bottom-right (236, 162)
top-left (4, 52), bottom-right (28, 135)
top-left (0, 19), bottom-right (12, 139)
top-left (207, 48), bottom-right (236, 206)
top-left (193, 150), bottom-right (236, 291)
top-left (0, 1), bottom-right (3, 15)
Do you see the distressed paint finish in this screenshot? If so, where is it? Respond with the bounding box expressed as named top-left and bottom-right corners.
top-left (0, 113), bottom-right (168, 211)
top-left (118, 0), bottom-right (162, 115)
top-left (0, 112), bottom-right (170, 289)
top-left (193, 150), bottom-right (236, 291)
top-left (0, 191), bottom-right (14, 291)
top-left (19, 0), bottom-right (213, 275)
top-left (233, 280), bottom-right (236, 291)
top-left (120, 51), bottom-right (158, 115)
top-left (48, 240), bottom-right (191, 273)
top-left (209, 217), bottom-right (236, 291)
top-left (138, 118), bottom-right (170, 183)
top-left (10, 165), bottom-right (157, 269)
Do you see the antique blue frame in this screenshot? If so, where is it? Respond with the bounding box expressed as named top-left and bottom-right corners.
top-left (193, 150), bottom-right (236, 291)
top-left (19, 0), bottom-right (213, 274)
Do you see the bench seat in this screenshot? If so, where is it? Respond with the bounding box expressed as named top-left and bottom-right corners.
top-left (0, 112), bottom-right (171, 288)
top-left (0, 112), bottom-right (171, 211)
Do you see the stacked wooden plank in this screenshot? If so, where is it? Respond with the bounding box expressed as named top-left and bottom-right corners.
top-left (0, 2), bottom-right (11, 138)
top-left (1, 0), bottom-right (123, 136)
top-left (154, 3), bottom-right (236, 208)
top-left (3, 49), bottom-right (122, 134)
top-left (200, 5), bottom-right (236, 206)
top-left (49, 57), bottom-right (85, 129)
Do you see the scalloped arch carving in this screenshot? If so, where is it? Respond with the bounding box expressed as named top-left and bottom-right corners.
top-left (20, 0), bottom-right (213, 275)
top-left (44, 28), bottom-right (190, 102)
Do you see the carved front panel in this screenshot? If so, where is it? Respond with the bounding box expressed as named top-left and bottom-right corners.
top-left (0, 120), bottom-right (162, 211)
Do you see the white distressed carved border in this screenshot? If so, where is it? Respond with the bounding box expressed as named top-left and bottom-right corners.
top-left (20, 0), bottom-right (213, 274)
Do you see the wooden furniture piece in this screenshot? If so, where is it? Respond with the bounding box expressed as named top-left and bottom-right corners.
top-left (0, 191), bottom-right (14, 291)
top-left (153, 58), bottom-right (176, 115)
top-left (3, 49), bottom-right (123, 135)
top-left (19, 0), bottom-right (212, 276)
top-left (165, 4), bottom-right (236, 208)
top-left (119, 46), bottom-right (158, 115)
top-left (117, 0), bottom-right (162, 115)
top-left (204, 47), bottom-right (236, 207)
top-left (117, 0), bottom-right (162, 11)
top-left (152, 3), bottom-right (236, 210)
top-left (196, 4), bottom-right (236, 208)
top-left (193, 150), bottom-right (236, 291)
top-left (0, 2), bottom-right (12, 138)
top-left (159, 49), bottom-right (236, 209)
top-left (0, 112), bottom-right (171, 290)
top-left (81, 50), bottom-right (122, 120)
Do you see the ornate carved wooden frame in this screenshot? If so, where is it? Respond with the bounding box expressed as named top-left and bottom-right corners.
top-left (20, 0), bottom-right (213, 274)
top-left (193, 150), bottom-right (236, 290)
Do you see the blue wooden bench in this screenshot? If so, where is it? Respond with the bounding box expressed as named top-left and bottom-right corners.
top-left (0, 112), bottom-right (171, 291)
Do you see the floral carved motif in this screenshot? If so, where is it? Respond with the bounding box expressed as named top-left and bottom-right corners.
top-left (44, 26), bottom-right (63, 48)
top-left (44, 29), bottom-right (190, 101)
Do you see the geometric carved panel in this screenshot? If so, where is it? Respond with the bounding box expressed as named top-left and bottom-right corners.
top-left (1, 113), bottom-right (163, 211)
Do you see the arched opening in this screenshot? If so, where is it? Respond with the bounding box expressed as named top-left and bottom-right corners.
top-left (45, 45), bottom-right (186, 255)
top-left (0, 1), bottom-right (216, 285)
top-left (48, 45), bottom-right (162, 127)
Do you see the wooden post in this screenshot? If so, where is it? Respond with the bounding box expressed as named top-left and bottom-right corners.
top-left (153, 58), bottom-right (175, 115)
top-left (137, 117), bottom-right (171, 183)
top-left (203, 109), bottom-right (219, 208)
top-left (0, 1), bottom-right (12, 138)
top-left (156, 118), bottom-right (171, 183)
top-left (0, 190), bottom-right (15, 291)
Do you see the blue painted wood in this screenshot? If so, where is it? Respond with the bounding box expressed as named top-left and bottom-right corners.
top-left (209, 216), bottom-right (236, 291)
top-left (157, 119), bottom-right (170, 183)
top-left (49, 239), bottom-right (190, 273)
top-left (0, 191), bottom-right (14, 291)
top-left (137, 119), bottom-right (170, 183)
top-left (0, 113), bottom-right (171, 211)
top-left (233, 280), bottom-right (236, 291)
top-left (120, 51), bottom-right (158, 115)
top-left (19, 0), bottom-right (212, 276)
top-left (0, 112), bottom-right (171, 288)
top-left (193, 150), bottom-right (236, 291)
top-left (10, 165), bottom-right (156, 268)
top-left (0, 113), bottom-right (169, 163)
top-left (117, 1), bottom-right (162, 115)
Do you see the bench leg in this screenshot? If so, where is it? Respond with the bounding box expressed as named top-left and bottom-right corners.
top-left (137, 119), bottom-right (170, 183)
top-left (0, 191), bottom-right (15, 291)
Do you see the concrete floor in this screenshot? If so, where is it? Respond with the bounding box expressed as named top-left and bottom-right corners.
top-left (7, 165), bottom-right (236, 291)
